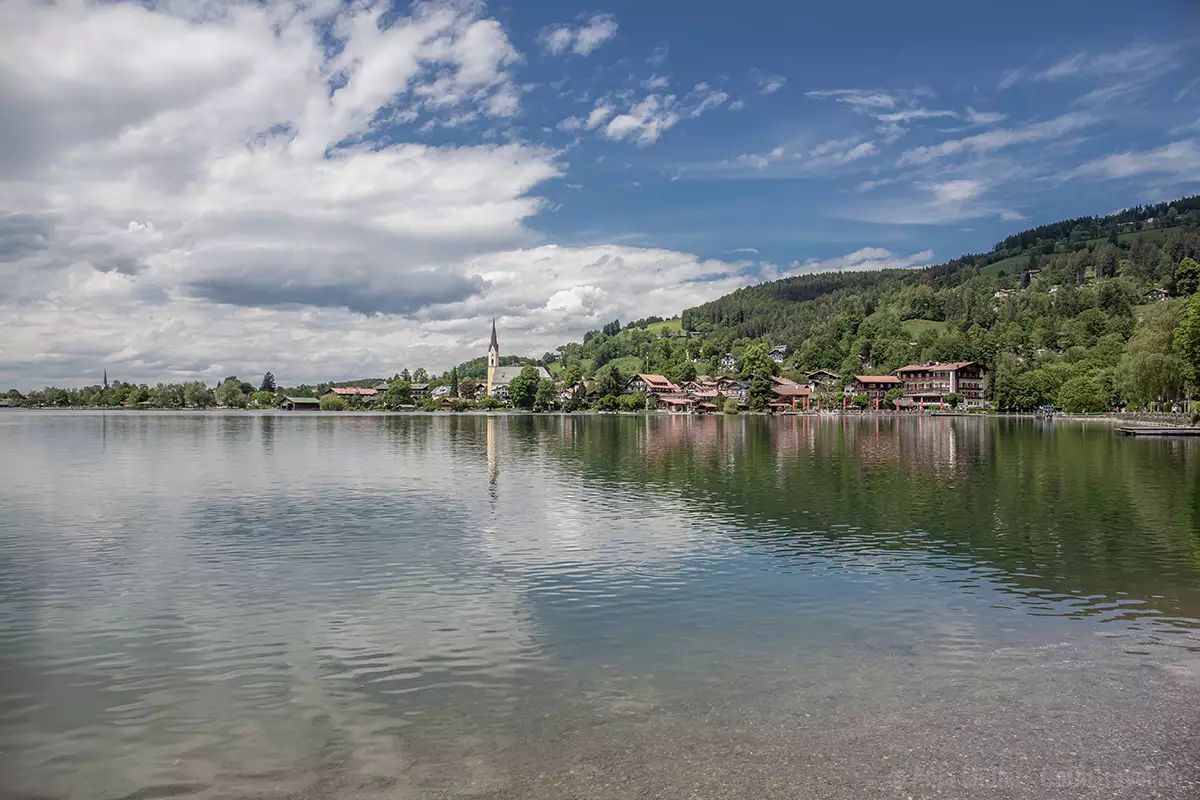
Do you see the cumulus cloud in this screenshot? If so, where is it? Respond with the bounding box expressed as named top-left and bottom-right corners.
top-left (789, 247), bottom-right (934, 275)
top-left (0, 1), bottom-right (759, 387)
top-left (897, 112), bottom-right (1094, 166)
top-left (604, 94), bottom-right (680, 145)
top-left (539, 14), bottom-right (618, 56)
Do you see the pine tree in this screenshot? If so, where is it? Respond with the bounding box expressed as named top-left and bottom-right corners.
top-left (259, 371), bottom-right (276, 393)
top-left (449, 367), bottom-right (459, 398)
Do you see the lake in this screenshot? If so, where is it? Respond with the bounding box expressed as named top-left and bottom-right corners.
top-left (1, 411), bottom-right (1198, 799)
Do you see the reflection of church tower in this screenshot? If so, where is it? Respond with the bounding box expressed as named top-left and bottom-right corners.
top-left (487, 415), bottom-right (498, 499)
top-left (486, 318), bottom-right (499, 397)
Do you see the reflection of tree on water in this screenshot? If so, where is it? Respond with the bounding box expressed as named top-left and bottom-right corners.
top-left (530, 415), bottom-right (1200, 649)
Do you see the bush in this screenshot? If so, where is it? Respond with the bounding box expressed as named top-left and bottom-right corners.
top-left (618, 392), bottom-right (647, 411)
top-left (723, 398), bottom-right (740, 414)
top-left (596, 394), bottom-right (619, 411)
top-left (319, 394), bottom-right (347, 411)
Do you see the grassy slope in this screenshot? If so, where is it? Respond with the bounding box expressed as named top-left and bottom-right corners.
top-left (903, 319), bottom-right (949, 337)
top-left (644, 318), bottom-right (684, 335)
top-left (980, 227), bottom-right (1172, 279)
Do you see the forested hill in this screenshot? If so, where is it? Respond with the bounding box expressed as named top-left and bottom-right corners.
top-left (547, 195), bottom-right (1200, 412)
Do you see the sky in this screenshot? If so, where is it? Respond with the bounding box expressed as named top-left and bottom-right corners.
top-left (2, 0), bottom-right (1199, 388)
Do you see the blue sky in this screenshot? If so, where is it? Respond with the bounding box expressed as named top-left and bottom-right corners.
top-left (509, 0), bottom-right (1200, 264)
top-left (1, 0), bottom-right (1198, 386)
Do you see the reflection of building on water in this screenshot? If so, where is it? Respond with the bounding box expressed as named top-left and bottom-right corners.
top-left (487, 415), bottom-right (498, 499)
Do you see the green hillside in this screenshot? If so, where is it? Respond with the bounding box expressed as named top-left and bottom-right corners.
top-left (541, 195), bottom-right (1200, 412)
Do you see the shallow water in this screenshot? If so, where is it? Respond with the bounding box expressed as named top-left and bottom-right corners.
top-left (1, 411), bottom-right (1198, 799)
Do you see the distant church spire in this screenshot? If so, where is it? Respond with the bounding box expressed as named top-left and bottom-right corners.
top-left (103, 369), bottom-right (108, 389)
top-left (486, 318), bottom-right (500, 397)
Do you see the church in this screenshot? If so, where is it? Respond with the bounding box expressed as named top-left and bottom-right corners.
top-left (485, 319), bottom-right (551, 400)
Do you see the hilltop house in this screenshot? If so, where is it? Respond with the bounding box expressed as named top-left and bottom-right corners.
top-left (769, 345), bottom-right (788, 364)
top-left (719, 353), bottom-right (739, 373)
top-left (1145, 288), bottom-right (1169, 302)
top-left (896, 361), bottom-right (986, 407)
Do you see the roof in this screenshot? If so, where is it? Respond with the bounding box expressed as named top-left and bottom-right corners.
top-left (770, 375), bottom-right (801, 387)
top-left (659, 397), bottom-right (695, 406)
top-left (772, 386), bottom-right (811, 397)
top-left (490, 365), bottom-right (551, 386)
top-left (895, 361), bottom-right (977, 373)
top-left (409, 383), bottom-right (429, 390)
top-left (770, 344), bottom-right (788, 352)
top-left (630, 373), bottom-right (678, 390)
top-left (330, 386), bottom-right (378, 396)
top-left (853, 375), bottom-right (902, 385)
top-left (807, 369), bottom-right (841, 379)
top-left (489, 318), bottom-right (498, 351)
top-left (282, 396), bottom-right (320, 404)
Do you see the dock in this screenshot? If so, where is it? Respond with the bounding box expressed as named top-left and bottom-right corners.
top-left (1116, 427), bottom-right (1200, 437)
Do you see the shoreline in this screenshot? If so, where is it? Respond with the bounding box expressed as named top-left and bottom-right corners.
top-left (4, 406), bottom-right (1195, 428)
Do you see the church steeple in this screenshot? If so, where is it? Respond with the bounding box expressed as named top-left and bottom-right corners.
top-left (486, 318), bottom-right (500, 397)
top-left (103, 369), bottom-right (108, 389)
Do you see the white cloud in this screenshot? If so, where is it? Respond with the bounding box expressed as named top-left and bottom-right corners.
top-left (539, 14), bottom-right (618, 56)
top-left (805, 88), bottom-right (900, 110)
top-left (789, 247), bottom-right (934, 275)
top-left (923, 179), bottom-right (985, 204)
top-left (557, 115), bottom-right (583, 132)
top-left (585, 104), bottom-right (616, 129)
top-left (875, 108), bottom-right (957, 123)
top-left (688, 88), bottom-right (729, 117)
top-left (754, 73), bottom-right (787, 95)
top-left (642, 75), bottom-right (670, 90)
top-left (735, 146), bottom-right (790, 170)
top-left (1069, 139), bottom-right (1200, 180)
top-left (0, 1), bottom-right (759, 387)
top-left (1073, 82), bottom-right (1140, 106)
top-left (732, 247), bottom-right (759, 254)
top-left (727, 99), bottom-right (746, 111)
top-left (897, 112), bottom-right (1094, 166)
top-left (809, 137), bottom-right (879, 166)
top-left (1169, 119), bottom-right (1200, 136)
top-left (603, 94), bottom-right (680, 145)
top-left (964, 107), bottom-right (1007, 125)
top-left (855, 178), bottom-right (896, 193)
top-left (999, 41), bottom-right (1180, 89)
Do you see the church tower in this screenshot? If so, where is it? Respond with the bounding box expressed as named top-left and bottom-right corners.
top-left (486, 318), bottom-right (499, 396)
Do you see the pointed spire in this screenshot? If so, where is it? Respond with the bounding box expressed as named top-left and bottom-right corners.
top-left (489, 317), bottom-right (498, 351)
top-left (103, 369), bottom-right (108, 389)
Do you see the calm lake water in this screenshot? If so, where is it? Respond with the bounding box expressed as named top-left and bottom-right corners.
top-left (2, 411), bottom-right (1199, 799)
